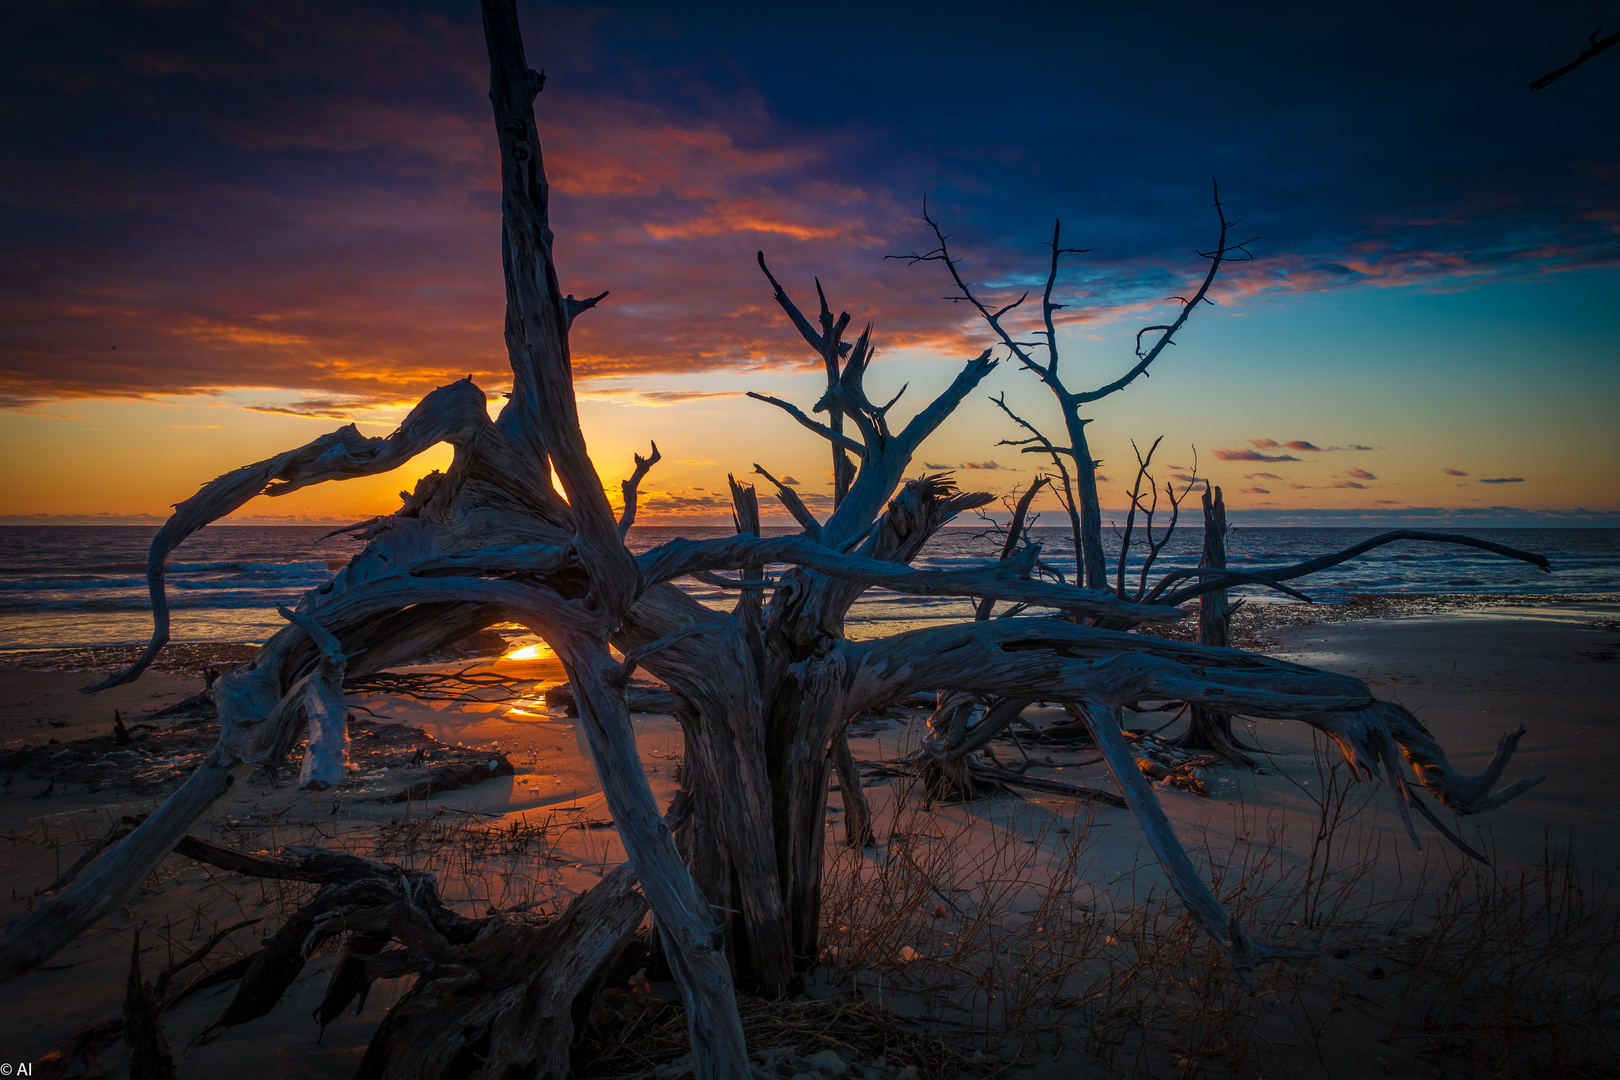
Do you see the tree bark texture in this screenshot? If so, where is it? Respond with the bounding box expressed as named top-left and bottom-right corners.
top-left (1175, 486), bottom-right (1255, 764)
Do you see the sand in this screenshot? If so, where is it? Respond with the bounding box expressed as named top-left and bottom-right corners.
top-left (0, 601), bottom-right (1615, 1078)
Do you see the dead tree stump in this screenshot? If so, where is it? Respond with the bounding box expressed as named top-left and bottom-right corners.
top-left (1173, 486), bottom-right (1258, 765)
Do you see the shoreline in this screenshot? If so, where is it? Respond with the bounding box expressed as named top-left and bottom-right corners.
top-left (5, 590), bottom-right (1616, 673)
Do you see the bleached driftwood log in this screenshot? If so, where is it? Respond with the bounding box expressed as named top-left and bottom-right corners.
top-left (0, 3), bottom-right (1551, 1077)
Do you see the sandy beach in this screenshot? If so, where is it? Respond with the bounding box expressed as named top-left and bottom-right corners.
top-left (1, 599), bottom-right (1616, 1078)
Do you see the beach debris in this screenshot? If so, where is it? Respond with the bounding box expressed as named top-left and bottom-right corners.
top-left (544, 678), bottom-right (680, 716)
top-left (123, 929), bottom-right (178, 1080)
top-left (34, 1018), bottom-right (125, 1080)
top-left (1, 716), bottom-right (512, 801)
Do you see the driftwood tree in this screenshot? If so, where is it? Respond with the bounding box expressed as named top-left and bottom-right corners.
top-left (0, 5), bottom-right (1552, 1077)
top-left (894, 203), bottom-right (1555, 771)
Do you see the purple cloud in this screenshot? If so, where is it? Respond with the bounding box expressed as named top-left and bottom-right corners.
top-left (1216, 449), bottom-right (1301, 463)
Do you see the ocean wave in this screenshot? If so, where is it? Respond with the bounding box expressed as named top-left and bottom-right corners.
top-left (0, 570), bottom-right (329, 594)
top-left (0, 577), bottom-right (148, 591)
top-left (0, 592), bottom-right (314, 613)
top-left (167, 559), bottom-right (333, 573)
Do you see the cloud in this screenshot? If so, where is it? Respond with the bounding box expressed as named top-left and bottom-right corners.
top-left (243, 398), bottom-right (380, 420)
top-left (1240, 486), bottom-right (1270, 494)
top-left (637, 489), bottom-right (734, 512)
top-left (779, 475), bottom-right (801, 485)
top-left (1479, 476), bottom-right (1525, 484)
top-left (1442, 468), bottom-right (1468, 476)
top-left (1344, 467), bottom-right (1377, 480)
top-left (1333, 480), bottom-right (1367, 489)
top-left (1248, 439), bottom-right (1370, 455)
top-left (576, 387), bottom-right (740, 405)
top-left (924, 460), bottom-right (1014, 471)
top-left (1373, 499), bottom-right (1400, 504)
top-left (1219, 506), bottom-right (1620, 527)
top-left (1244, 472), bottom-right (1282, 480)
top-left (1215, 449), bottom-right (1301, 462)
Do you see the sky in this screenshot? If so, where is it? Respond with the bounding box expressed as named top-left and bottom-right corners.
top-left (1, 0), bottom-right (1617, 527)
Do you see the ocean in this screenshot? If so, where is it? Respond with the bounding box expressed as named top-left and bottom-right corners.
top-left (1, 525), bottom-right (1617, 652)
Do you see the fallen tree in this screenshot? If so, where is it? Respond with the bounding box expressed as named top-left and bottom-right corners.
top-left (0, 3), bottom-right (1550, 1077)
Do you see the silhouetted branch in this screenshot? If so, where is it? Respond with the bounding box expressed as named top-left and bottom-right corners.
top-left (1529, 25), bottom-right (1619, 89)
top-left (1150, 529), bottom-right (1551, 605)
top-left (753, 463), bottom-right (822, 539)
top-left (744, 392), bottom-right (865, 455)
top-left (563, 289), bottom-right (610, 329)
top-left (618, 440), bottom-right (661, 536)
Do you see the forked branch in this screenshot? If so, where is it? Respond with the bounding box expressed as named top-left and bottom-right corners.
top-left (618, 440), bottom-right (662, 535)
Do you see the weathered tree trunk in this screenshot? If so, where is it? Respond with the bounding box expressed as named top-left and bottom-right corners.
top-left (1066, 406), bottom-right (1110, 591)
top-left (1173, 486), bottom-right (1257, 765)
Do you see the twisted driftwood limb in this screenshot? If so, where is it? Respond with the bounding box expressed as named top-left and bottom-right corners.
top-left (354, 865), bottom-right (646, 1080)
top-left (618, 440), bottom-right (661, 535)
top-left (838, 617), bottom-right (1542, 954)
top-left (81, 376), bottom-right (503, 695)
top-left (1070, 696), bottom-right (1314, 988)
top-left (0, 747), bottom-right (251, 980)
top-left (279, 606), bottom-right (352, 789)
top-left (1149, 529), bottom-right (1550, 605)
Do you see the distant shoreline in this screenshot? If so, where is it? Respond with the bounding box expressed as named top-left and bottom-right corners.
top-left (6, 591), bottom-right (1615, 673)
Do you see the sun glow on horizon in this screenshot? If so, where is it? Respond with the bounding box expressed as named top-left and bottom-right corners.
top-left (503, 642), bottom-right (555, 661)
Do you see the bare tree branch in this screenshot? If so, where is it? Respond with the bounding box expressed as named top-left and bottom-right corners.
top-left (618, 440), bottom-right (662, 536)
top-left (1530, 25), bottom-right (1620, 89)
top-left (1150, 530), bottom-right (1551, 605)
top-left (976, 475), bottom-right (1049, 620)
top-left (1075, 182), bottom-right (1254, 404)
top-left (744, 392), bottom-right (865, 455)
top-left (563, 289), bottom-right (610, 329)
top-left (753, 463), bottom-right (822, 539)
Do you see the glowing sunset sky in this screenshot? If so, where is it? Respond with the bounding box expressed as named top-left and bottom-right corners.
top-left (1, 2), bottom-right (1616, 526)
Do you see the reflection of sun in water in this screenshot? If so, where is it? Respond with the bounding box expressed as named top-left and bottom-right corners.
top-left (503, 641), bottom-right (555, 661)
